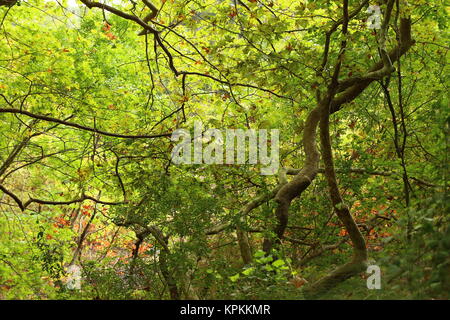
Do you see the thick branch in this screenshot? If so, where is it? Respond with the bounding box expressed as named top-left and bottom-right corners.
top-left (333, 18), bottom-right (414, 109)
top-left (138, 0), bottom-right (159, 35)
top-left (79, 0), bottom-right (158, 34)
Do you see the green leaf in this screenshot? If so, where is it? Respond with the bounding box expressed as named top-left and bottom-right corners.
top-left (272, 259), bottom-right (285, 268)
top-left (242, 267), bottom-right (255, 276)
top-left (229, 274), bottom-right (240, 282)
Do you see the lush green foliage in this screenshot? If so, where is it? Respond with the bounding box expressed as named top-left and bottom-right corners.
top-left (0, 0), bottom-right (448, 300)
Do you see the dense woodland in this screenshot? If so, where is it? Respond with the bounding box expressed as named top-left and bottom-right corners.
top-left (0, 0), bottom-right (448, 300)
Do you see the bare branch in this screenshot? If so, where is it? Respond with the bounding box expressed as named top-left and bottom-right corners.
top-left (0, 108), bottom-right (172, 139)
top-left (0, 183), bottom-right (125, 211)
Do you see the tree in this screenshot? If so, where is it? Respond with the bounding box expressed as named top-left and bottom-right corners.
top-left (0, 0), bottom-right (447, 300)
